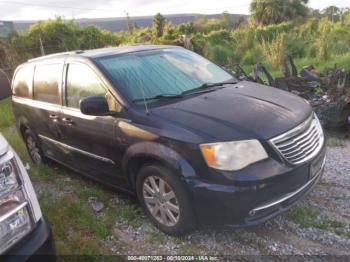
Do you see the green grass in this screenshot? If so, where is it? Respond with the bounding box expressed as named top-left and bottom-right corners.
top-left (0, 98), bottom-right (15, 128)
top-left (325, 131), bottom-right (346, 147)
top-left (286, 206), bottom-right (344, 233)
top-left (242, 52), bottom-right (350, 79)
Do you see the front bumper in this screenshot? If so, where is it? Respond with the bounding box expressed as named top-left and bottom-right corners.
top-left (3, 217), bottom-right (56, 262)
top-left (187, 146), bottom-right (326, 227)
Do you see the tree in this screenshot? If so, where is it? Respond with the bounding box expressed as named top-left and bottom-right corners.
top-left (152, 13), bottom-right (166, 37)
top-left (250, 0), bottom-right (309, 26)
top-left (125, 12), bottom-right (134, 35)
top-left (322, 6), bottom-right (341, 23)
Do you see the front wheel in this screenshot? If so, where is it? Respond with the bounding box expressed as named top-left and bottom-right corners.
top-left (136, 164), bottom-right (196, 236)
top-left (23, 129), bottom-right (45, 165)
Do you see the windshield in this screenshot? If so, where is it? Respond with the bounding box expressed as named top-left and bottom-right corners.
top-left (97, 48), bottom-right (236, 103)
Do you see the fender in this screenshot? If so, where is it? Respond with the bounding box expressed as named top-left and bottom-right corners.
top-left (122, 141), bottom-right (197, 184)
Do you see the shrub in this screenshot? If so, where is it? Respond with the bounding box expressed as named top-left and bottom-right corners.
top-left (205, 44), bottom-right (235, 66)
top-left (241, 47), bottom-right (263, 66)
top-left (284, 34), bottom-right (307, 58)
top-left (206, 30), bottom-right (232, 45)
top-left (260, 33), bottom-right (286, 67)
top-left (255, 21), bottom-right (294, 42)
top-left (190, 34), bottom-right (207, 55)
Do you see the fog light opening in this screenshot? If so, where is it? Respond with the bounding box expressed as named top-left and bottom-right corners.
top-left (249, 210), bottom-right (256, 216)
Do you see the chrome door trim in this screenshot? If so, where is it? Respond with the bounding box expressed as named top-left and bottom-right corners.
top-left (38, 135), bottom-right (115, 165)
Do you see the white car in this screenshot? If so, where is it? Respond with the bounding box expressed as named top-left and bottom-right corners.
top-left (0, 133), bottom-right (55, 259)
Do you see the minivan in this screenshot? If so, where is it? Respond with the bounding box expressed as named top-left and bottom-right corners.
top-left (12, 45), bottom-right (326, 235)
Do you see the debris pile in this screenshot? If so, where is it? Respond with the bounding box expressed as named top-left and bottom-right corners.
top-left (232, 55), bottom-right (350, 130)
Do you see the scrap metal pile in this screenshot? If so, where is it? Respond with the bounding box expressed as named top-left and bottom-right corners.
top-left (232, 55), bottom-right (350, 131)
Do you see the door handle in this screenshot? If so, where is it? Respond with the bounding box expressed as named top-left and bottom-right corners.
top-left (49, 114), bottom-right (59, 121)
top-left (62, 118), bottom-right (74, 126)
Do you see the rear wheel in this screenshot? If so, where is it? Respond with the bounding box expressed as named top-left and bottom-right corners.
top-left (136, 164), bottom-right (196, 236)
top-left (23, 129), bottom-right (45, 165)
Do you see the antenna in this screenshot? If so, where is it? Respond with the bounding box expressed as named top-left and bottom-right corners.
top-left (39, 36), bottom-right (45, 56)
top-left (140, 82), bottom-right (150, 115)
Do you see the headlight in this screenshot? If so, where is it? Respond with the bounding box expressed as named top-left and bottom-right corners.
top-left (0, 159), bottom-right (20, 196)
top-left (200, 140), bottom-right (268, 171)
top-left (0, 154), bottom-right (33, 253)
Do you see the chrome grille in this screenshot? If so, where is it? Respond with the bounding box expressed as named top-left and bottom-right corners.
top-left (270, 114), bottom-right (324, 165)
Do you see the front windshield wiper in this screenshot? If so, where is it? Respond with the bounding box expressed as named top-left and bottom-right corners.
top-left (132, 94), bottom-right (183, 103)
top-left (181, 80), bottom-right (238, 96)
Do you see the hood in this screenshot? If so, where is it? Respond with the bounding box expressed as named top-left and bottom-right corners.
top-left (152, 81), bottom-right (312, 141)
top-left (0, 133), bottom-right (9, 157)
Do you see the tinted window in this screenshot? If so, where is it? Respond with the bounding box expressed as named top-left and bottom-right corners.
top-left (66, 64), bottom-right (106, 108)
top-left (13, 66), bottom-right (33, 98)
top-left (33, 64), bottom-right (62, 104)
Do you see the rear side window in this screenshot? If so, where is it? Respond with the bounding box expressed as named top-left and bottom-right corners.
top-left (33, 64), bottom-right (62, 104)
top-left (66, 64), bottom-right (106, 108)
top-left (13, 66), bottom-right (33, 98)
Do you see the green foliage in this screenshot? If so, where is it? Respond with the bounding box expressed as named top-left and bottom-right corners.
top-left (0, 98), bottom-right (14, 128)
top-left (206, 30), bottom-right (232, 45)
top-left (28, 17), bottom-right (80, 54)
top-left (78, 26), bottom-right (120, 49)
top-left (241, 47), bottom-right (263, 66)
top-left (2, 7), bottom-right (350, 75)
top-left (250, 0), bottom-right (309, 26)
top-left (152, 13), bottom-right (166, 37)
top-left (255, 21), bottom-right (295, 41)
top-left (178, 22), bottom-right (195, 35)
top-left (260, 33), bottom-right (286, 67)
top-left (205, 44), bottom-right (235, 66)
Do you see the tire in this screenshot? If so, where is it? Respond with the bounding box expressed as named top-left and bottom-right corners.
top-left (136, 164), bottom-right (196, 236)
top-left (23, 129), bottom-right (46, 165)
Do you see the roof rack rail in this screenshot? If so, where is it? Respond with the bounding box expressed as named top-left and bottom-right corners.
top-left (28, 50), bottom-right (84, 62)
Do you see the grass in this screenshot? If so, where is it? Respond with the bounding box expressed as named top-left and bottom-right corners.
top-left (0, 98), bottom-right (15, 128)
top-left (286, 206), bottom-right (345, 234)
top-left (326, 131), bottom-right (346, 147)
top-left (242, 52), bottom-right (350, 79)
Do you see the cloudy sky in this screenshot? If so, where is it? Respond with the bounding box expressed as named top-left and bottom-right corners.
top-left (0, 0), bottom-right (349, 21)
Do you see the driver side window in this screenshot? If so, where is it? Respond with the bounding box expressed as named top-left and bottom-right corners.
top-left (66, 63), bottom-right (107, 109)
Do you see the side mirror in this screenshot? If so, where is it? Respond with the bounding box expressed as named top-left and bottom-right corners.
top-left (80, 96), bottom-right (110, 116)
top-left (0, 70), bottom-right (11, 100)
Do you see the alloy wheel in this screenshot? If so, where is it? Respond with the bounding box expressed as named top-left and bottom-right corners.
top-left (143, 175), bottom-right (180, 227)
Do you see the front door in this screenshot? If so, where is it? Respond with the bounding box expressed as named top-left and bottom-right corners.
top-left (58, 62), bottom-right (127, 187)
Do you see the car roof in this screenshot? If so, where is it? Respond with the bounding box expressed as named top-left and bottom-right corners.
top-left (26, 45), bottom-right (181, 64)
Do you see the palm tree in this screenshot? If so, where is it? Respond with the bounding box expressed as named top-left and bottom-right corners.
top-left (250, 0), bottom-right (309, 26)
top-left (153, 13), bottom-right (166, 37)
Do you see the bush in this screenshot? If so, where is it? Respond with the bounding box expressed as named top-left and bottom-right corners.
top-left (205, 44), bottom-right (235, 66)
top-left (255, 21), bottom-right (295, 42)
top-left (190, 34), bottom-right (207, 55)
top-left (260, 33), bottom-right (286, 67)
top-left (241, 47), bottom-right (263, 66)
top-left (206, 30), bottom-right (232, 45)
top-left (284, 34), bottom-right (307, 58)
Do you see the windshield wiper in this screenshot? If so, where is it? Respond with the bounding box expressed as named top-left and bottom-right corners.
top-left (181, 80), bottom-right (238, 96)
top-left (132, 94), bottom-right (183, 103)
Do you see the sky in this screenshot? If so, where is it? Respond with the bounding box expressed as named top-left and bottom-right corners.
top-left (0, 0), bottom-right (349, 21)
